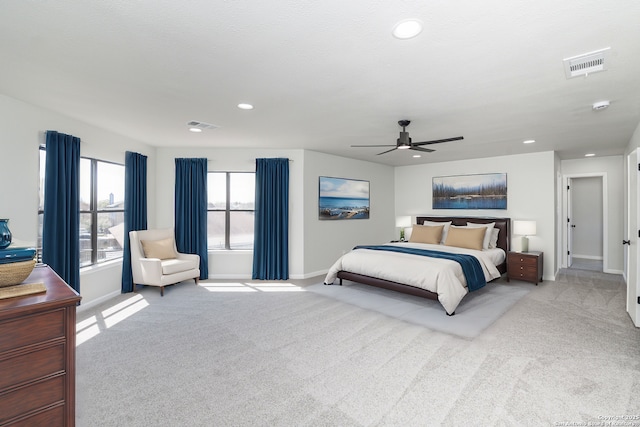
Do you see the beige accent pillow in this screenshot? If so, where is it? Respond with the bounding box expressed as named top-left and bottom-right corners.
top-left (444, 226), bottom-right (486, 251)
top-left (408, 224), bottom-right (444, 244)
top-left (466, 222), bottom-right (496, 249)
top-left (421, 220), bottom-right (452, 244)
top-left (141, 237), bottom-right (177, 260)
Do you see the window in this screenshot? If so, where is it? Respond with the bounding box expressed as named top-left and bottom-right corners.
top-left (38, 149), bottom-right (125, 267)
top-left (207, 172), bottom-right (255, 250)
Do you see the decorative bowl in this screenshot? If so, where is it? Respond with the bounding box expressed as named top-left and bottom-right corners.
top-left (0, 259), bottom-right (37, 287)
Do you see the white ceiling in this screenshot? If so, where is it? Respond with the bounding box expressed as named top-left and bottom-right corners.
top-left (1, 1), bottom-right (639, 166)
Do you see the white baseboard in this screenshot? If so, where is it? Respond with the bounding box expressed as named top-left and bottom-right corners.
top-left (77, 290), bottom-right (120, 313)
top-left (290, 270), bottom-right (328, 280)
top-left (571, 255), bottom-right (603, 261)
top-left (206, 270), bottom-right (328, 281)
top-left (205, 274), bottom-right (252, 280)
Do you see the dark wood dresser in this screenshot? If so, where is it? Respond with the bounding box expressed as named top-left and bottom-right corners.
top-left (0, 264), bottom-right (81, 426)
top-left (507, 251), bottom-right (543, 285)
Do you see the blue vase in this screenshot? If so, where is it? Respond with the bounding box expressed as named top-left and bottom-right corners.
top-left (0, 219), bottom-right (11, 249)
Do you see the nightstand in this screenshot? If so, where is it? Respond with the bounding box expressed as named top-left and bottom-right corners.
top-left (507, 251), bottom-right (543, 285)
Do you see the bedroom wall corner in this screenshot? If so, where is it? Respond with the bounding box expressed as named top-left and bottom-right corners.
top-left (302, 150), bottom-right (395, 278)
top-left (0, 93), bottom-right (157, 306)
top-left (394, 151), bottom-right (556, 281)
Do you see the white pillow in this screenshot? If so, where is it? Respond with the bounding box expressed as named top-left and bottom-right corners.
top-left (421, 220), bottom-right (452, 244)
top-left (488, 228), bottom-right (499, 249)
top-left (465, 222), bottom-right (495, 250)
top-left (404, 226), bottom-right (413, 241)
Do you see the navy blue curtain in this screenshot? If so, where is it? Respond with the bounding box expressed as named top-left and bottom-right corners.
top-left (121, 151), bottom-right (148, 293)
top-left (252, 158), bottom-right (289, 280)
top-left (42, 130), bottom-right (81, 292)
top-left (174, 158), bottom-right (208, 279)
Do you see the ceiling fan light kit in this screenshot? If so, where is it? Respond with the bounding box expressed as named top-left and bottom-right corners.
top-left (351, 120), bottom-right (463, 156)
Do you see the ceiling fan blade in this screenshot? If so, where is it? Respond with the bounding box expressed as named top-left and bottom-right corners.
top-left (409, 146), bottom-right (436, 153)
top-left (351, 144), bottom-right (396, 147)
top-left (413, 136), bottom-right (464, 146)
top-left (377, 147), bottom-right (398, 155)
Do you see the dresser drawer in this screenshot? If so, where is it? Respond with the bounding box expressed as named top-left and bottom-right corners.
top-left (0, 375), bottom-right (65, 425)
top-left (0, 343), bottom-right (65, 390)
top-left (0, 309), bottom-right (65, 354)
top-left (508, 253), bottom-right (538, 266)
top-left (509, 264), bottom-right (538, 274)
top-left (10, 404), bottom-right (64, 427)
top-left (509, 270), bottom-right (538, 281)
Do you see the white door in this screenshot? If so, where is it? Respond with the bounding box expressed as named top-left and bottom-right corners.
top-left (627, 151), bottom-right (638, 325)
top-left (567, 178), bottom-right (573, 267)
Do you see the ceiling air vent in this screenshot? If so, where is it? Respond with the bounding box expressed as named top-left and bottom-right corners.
top-left (563, 47), bottom-right (610, 79)
top-left (187, 120), bottom-right (219, 131)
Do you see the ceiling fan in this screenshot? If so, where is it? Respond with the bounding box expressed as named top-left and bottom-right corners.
top-left (351, 120), bottom-right (464, 155)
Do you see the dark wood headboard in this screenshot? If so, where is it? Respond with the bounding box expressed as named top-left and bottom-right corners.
top-left (416, 216), bottom-right (510, 273)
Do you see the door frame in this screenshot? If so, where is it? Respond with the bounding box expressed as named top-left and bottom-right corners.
top-left (625, 150), bottom-right (638, 325)
top-left (562, 173), bottom-right (608, 271)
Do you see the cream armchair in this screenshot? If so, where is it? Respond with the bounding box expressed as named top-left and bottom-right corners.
top-left (129, 228), bottom-right (200, 296)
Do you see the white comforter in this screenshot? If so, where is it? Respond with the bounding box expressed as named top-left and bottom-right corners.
top-left (323, 242), bottom-right (503, 315)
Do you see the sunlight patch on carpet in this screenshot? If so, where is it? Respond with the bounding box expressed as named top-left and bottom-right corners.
top-left (201, 281), bottom-right (304, 293)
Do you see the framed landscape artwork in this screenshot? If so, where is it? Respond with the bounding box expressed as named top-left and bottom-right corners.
top-left (319, 176), bottom-right (370, 220)
top-left (432, 173), bottom-right (507, 209)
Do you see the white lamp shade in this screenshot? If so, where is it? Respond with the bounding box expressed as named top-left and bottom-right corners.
top-left (513, 220), bottom-right (536, 236)
top-left (396, 216), bottom-right (412, 228)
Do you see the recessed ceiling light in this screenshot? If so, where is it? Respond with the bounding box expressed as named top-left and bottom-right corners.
top-left (189, 127), bottom-right (202, 133)
top-left (392, 19), bottom-right (423, 39)
top-left (523, 139), bottom-right (535, 144)
top-left (412, 154), bottom-right (421, 158)
top-left (585, 153), bottom-right (595, 157)
top-left (237, 103), bottom-right (254, 110)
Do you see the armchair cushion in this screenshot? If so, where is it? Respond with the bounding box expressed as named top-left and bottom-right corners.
top-left (141, 237), bottom-right (177, 260)
top-left (161, 258), bottom-right (199, 275)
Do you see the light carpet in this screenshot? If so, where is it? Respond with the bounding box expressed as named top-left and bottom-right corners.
top-left (306, 278), bottom-right (532, 338)
top-left (75, 270), bottom-right (640, 426)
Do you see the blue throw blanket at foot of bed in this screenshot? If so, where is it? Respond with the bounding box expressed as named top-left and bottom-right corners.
top-left (353, 245), bottom-right (487, 291)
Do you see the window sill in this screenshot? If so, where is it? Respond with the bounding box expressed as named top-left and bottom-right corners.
top-left (80, 258), bottom-right (122, 274)
top-left (208, 249), bottom-right (253, 254)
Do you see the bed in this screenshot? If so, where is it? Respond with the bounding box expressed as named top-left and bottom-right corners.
top-left (323, 216), bottom-right (511, 315)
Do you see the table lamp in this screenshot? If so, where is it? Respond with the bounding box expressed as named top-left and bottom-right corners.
top-left (513, 220), bottom-right (536, 252)
top-left (396, 216), bottom-right (412, 241)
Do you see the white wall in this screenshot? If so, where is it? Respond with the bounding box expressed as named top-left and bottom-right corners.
top-left (561, 156), bottom-right (624, 273)
top-left (0, 94), bottom-right (156, 307)
top-left (395, 151), bottom-right (556, 281)
top-left (302, 150), bottom-right (396, 276)
top-left (154, 148), bottom-right (395, 280)
top-left (5, 87), bottom-right (630, 305)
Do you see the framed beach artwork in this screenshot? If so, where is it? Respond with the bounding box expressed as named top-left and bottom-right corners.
top-left (432, 173), bottom-right (507, 209)
top-left (319, 176), bottom-right (370, 220)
